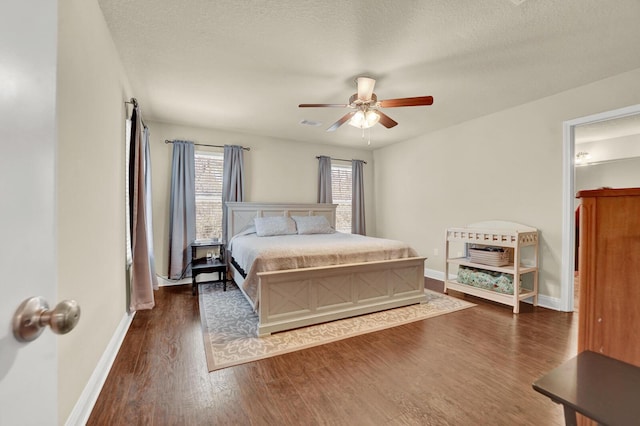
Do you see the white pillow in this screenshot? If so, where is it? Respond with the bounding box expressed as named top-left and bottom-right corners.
top-left (254, 216), bottom-right (297, 237)
top-left (292, 215), bottom-right (334, 235)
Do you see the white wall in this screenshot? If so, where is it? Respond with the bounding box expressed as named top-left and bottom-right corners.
top-left (374, 67), bottom-right (640, 304)
top-left (576, 156), bottom-right (640, 195)
top-left (576, 133), bottom-right (640, 164)
top-left (147, 121), bottom-right (375, 278)
top-left (57, 0), bottom-right (132, 423)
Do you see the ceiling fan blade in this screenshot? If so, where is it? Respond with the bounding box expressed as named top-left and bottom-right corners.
top-left (378, 96), bottom-right (434, 108)
top-left (356, 77), bottom-right (376, 101)
top-left (327, 112), bottom-right (356, 132)
top-left (299, 103), bottom-right (349, 108)
top-left (376, 110), bottom-right (398, 129)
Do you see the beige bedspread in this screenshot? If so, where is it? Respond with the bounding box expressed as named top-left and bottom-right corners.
top-left (228, 232), bottom-right (418, 308)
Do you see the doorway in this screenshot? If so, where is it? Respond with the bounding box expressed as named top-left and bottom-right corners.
top-left (561, 103), bottom-right (640, 312)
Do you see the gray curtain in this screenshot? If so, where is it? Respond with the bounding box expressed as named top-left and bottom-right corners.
top-left (168, 140), bottom-right (196, 279)
top-left (222, 145), bottom-right (245, 242)
top-left (352, 159), bottom-right (366, 235)
top-left (129, 105), bottom-right (156, 310)
top-left (317, 155), bottom-right (332, 203)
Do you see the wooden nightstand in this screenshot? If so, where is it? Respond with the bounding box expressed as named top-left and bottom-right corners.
top-left (190, 241), bottom-right (227, 296)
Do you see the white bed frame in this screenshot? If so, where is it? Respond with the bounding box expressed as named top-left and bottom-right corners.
top-left (225, 202), bottom-right (427, 336)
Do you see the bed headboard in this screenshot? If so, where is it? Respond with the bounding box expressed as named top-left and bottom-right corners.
top-left (225, 202), bottom-right (337, 240)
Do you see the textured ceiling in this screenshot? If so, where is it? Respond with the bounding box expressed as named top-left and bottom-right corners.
top-left (98, 0), bottom-right (640, 149)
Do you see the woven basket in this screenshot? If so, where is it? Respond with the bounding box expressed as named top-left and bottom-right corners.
top-left (469, 248), bottom-right (510, 266)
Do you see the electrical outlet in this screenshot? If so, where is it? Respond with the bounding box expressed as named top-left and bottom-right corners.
top-left (433, 248), bottom-right (439, 256)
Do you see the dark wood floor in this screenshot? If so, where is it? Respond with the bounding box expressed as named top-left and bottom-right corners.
top-left (88, 281), bottom-right (577, 425)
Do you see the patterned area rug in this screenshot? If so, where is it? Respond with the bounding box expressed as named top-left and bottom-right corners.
top-left (199, 281), bottom-right (475, 371)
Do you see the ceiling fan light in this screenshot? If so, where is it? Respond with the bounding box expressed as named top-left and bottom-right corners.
top-left (365, 110), bottom-right (380, 127)
top-left (349, 110), bottom-right (365, 128)
top-left (348, 110), bottom-right (379, 129)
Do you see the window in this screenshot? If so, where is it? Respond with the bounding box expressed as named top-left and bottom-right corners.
top-left (331, 163), bottom-right (352, 233)
top-left (195, 151), bottom-right (224, 241)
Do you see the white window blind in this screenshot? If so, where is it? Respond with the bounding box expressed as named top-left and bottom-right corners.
top-left (195, 151), bottom-right (224, 241)
top-left (331, 163), bottom-right (352, 233)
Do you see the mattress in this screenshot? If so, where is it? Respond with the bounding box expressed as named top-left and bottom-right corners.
top-left (228, 230), bottom-right (418, 308)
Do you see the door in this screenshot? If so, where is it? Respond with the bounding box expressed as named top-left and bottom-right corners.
top-left (562, 103), bottom-right (640, 313)
top-left (0, 1), bottom-right (59, 425)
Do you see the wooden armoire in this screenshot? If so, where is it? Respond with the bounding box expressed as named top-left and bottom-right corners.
top-left (577, 187), bottom-right (640, 366)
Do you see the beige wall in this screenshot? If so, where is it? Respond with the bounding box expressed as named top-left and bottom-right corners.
top-left (374, 67), bottom-right (640, 304)
top-left (576, 156), bottom-right (640, 195)
top-left (148, 121), bottom-right (376, 278)
top-left (57, 0), bottom-right (132, 423)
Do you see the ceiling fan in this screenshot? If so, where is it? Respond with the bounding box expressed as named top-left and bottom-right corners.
top-left (299, 77), bottom-right (434, 132)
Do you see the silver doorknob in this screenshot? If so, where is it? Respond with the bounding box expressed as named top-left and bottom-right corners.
top-left (12, 297), bottom-right (81, 342)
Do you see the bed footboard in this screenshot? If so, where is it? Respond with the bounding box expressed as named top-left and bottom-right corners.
top-left (256, 257), bottom-right (426, 336)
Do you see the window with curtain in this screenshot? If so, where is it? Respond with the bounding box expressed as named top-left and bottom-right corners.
top-left (195, 150), bottom-right (224, 241)
top-left (331, 163), bottom-right (352, 233)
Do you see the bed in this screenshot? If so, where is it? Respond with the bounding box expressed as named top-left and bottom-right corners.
top-left (225, 202), bottom-right (427, 336)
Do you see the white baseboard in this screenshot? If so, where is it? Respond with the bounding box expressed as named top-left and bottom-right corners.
top-left (65, 311), bottom-right (135, 426)
top-left (424, 267), bottom-right (443, 281)
top-left (157, 273), bottom-right (220, 287)
top-left (424, 268), bottom-right (562, 312)
top-left (535, 293), bottom-right (563, 311)
top-left (157, 274), bottom-right (191, 287)
top-left (424, 267), bottom-right (456, 281)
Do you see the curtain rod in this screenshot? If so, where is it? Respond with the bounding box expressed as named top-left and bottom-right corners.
top-left (124, 98), bottom-right (147, 127)
top-left (316, 156), bottom-right (367, 164)
top-left (165, 140), bottom-right (250, 151)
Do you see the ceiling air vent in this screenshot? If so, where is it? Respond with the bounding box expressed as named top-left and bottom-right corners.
top-left (299, 119), bottom-right (323, 127)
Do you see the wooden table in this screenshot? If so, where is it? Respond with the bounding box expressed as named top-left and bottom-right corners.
top-left (532, 351), bottom-right (640, 426)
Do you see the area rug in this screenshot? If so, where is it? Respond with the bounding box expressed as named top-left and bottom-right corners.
top-left (199, 282), bottom-right (475, 371)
